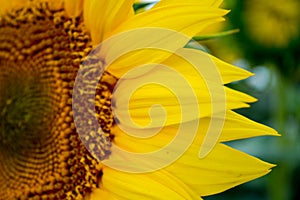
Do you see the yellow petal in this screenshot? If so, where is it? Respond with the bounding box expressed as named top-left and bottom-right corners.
top-left (112, 77), bottom-right (215, 127)
top-left (112, 110), bottom-right (278, 154)
top-left (113, 83), bottom-right (253, 128)
top-left (112, 122), bottom-right (190, 153)
top-left (112, 4), bottom-right (228, 38)
top-left (105, 28), bottom-right (246, 83)
top-left (112, 123), bottom-right (275, 196)
top-left (106, 118), bottom-right (204, 173)
top-left (112, 110), bottom-right (278, 158)
top-left (64, 0), bottom-right (83, 18)
top-left (165, 143), bottom-right (275, 196)
top-left (225, 86), bottom-right (257, 103)
top-left (110, 116), bottom-right (277, 197)
top-left (104, 49), bottom-right (171, 79)
top-left (103, 37), bottom-right (190, 78)
top-left (152, 0), bottom-right (224, 27)
top-left (112, 49), bottom-right (255, 127)
top-left (101, 167), bottom-right (202, 200)
top-left (219, 111), bottom-right (280, 141)
top-left (210, 54), bottom-right (254, 84)
top-left (161, 48), bottom-right (254, 84)
top-left (83, 0), bottom-right (135, 45)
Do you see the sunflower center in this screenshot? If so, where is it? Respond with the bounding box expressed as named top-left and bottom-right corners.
top-left (0, 2), bottom-right (114, 199)
top-left (0, 64), bottom-right (54, 152)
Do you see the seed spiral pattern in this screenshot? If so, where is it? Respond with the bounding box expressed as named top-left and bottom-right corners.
top-left (0, 2), bottom-right (114, 199)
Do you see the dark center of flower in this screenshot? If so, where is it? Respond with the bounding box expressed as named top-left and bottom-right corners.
top-left (0, 66), bottom-right (52, 151)
top-left (0, 2), bottom-right (115, 199)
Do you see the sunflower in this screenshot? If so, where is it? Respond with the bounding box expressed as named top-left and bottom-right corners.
top-left (243, 0), bottom-right (300, 49)
top-left (0, 0), bottom-right (278, 200)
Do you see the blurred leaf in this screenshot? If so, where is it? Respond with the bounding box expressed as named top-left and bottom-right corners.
top-left (192, 29), bottom-right (239, 41)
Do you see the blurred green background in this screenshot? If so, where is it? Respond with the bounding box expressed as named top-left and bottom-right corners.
top-left (201, 0), bottom-right (300, 200)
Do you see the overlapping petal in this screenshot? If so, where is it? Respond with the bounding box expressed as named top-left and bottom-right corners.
top-left (112, 48), bottom-right (256, 128)
top-left (83, 0), bottom-right (135, 45)
top-left (112, 4), bottom-right (227, 38)
top-left (112, 111), bottom-right (278, 154)
top-left (99, 167), bottom-right (202, 200)
top-left (98, 3), bottom-right (228, 79)
top-left (165, 143), bottom-right (275, 196)
top-left (111, 113), bottom-right (278, 196)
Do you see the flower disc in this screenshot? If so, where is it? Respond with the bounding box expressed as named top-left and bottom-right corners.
top-left (0, 2), bottom-right (109, 199)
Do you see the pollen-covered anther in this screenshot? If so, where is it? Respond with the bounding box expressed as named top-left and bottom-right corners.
top-left (0, 2), bottom-right (104, 199)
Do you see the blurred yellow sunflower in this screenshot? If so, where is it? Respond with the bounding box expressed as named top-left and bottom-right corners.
top-left (244, 0), bottom-right (300, 48)
top-left (0, 0), bottom-right (279, 200)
